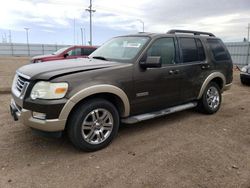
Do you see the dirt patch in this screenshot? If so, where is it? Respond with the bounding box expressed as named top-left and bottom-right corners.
top-left (0, 56), bottom-right (30, 92)
top-left (0, 71), bottom-right (250, 187)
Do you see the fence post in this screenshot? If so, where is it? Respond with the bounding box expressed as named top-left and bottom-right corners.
top-left (42, 44), bottom-right (45, 55)
top-left (10, 43), bottom-right (14, 56)
top-left (247, 42), bottom-right (250, 65)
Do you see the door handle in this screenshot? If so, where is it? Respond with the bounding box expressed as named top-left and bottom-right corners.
top-left (201, 64), bottom-right (210, 70)
top-left (169, 70), bottom-right (174, 75)
top-left (169, 70), bottom-right (179, 75)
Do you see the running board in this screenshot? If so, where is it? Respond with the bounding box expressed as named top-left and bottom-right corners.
top-left (121, 102), bottom-right (197, 124)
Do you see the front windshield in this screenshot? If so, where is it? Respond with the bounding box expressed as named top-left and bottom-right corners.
top-left (89, 36), bottom-right (149, 61)
top-left (52, 47), bottom-right (69, 55)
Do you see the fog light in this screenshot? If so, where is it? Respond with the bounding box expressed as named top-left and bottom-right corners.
top-left (32, 112), bottom-right (46, 120)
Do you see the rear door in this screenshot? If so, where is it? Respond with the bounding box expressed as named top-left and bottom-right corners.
top-left (176, 37), bottom-right (210, 102)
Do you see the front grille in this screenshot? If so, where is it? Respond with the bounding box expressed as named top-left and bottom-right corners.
top-left (16, 76), bottom-right (27, 92)
top-left (12, 74), bottom-right (30, 98)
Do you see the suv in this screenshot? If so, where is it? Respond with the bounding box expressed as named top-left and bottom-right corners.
top-left (30, 45), bottom-right (97, 63)
top-left (10, 30), bottom-right (233, 151)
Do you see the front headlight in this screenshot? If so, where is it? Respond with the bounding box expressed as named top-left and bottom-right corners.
top-left (241, 66), bottom-right (248, 73)
top-left (30, 81), bottom-right (68, 100)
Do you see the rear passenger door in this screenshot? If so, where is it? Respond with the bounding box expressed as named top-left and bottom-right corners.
top-left (177, 37), bottom-right (210, 102)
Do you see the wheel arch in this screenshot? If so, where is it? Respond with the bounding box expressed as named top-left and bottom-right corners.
top-left (197, 72), bottom-right (226, 99)
top-left (59, 85), bottom-right (130, 125)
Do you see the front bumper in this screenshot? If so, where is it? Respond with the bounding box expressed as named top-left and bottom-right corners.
top-left (10, 99), bottom-right (66, 132)
top-left (240, 72), bottom-right (250, 83)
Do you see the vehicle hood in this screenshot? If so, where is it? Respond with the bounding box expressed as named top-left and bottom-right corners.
top-left (31, 54), bottom-right (56, 60)
top-left (17, 58), bottom-right (127, 80)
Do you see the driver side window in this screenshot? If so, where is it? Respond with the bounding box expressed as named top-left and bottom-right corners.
top-left (147, 38), bottom-right (175, 65)
top-left (67, 48), bottom-right (82, 56)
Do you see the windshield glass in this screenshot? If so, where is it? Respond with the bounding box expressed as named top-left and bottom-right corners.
top-left (89, 36), bottom-right (149, 62)
top-left (52, 47), bottom-right (69, 55)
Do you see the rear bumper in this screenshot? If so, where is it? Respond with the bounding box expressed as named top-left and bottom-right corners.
top-left (10, 99), bottom-right (66, 132)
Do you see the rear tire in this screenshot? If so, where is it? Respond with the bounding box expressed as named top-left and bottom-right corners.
top-left (67, 98), bottom-right (120, 151)
top-left (197, 82), bottom-right (222, 114)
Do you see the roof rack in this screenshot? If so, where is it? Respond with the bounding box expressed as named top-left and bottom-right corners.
top-left (167, 29), bottom-right (215, 37)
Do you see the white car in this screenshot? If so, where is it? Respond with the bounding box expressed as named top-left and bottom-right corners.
top-left (240, 65), bottom-right (250, 85)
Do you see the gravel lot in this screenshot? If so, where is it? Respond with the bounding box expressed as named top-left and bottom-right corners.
top-left (0, 68), bottom-right (250, 187)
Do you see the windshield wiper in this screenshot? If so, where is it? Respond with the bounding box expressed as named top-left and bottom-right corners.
top-left (92, 56), bottom-right (108, 61)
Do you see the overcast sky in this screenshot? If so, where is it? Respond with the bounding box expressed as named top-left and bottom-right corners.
top-left (0, 0), bottom-right (249, 45)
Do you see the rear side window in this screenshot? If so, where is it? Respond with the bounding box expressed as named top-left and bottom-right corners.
top-left (179, 38), bottom-right (199, 63)
top-left (207, 39), bottom-right (230, 61)
top-left (196, 39), bottom-right (206, 61)
top-left (179, 38), bottom-right (206, 63)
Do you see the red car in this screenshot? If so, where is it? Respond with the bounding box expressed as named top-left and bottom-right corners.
top-left (31, 45), bottom-right (97, 63)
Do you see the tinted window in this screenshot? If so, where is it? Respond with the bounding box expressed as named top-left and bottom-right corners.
top-left (207, 39), bottom-right (230, 61)
top-left (179, 38), bottom-right (199, 63)
top-left (147, 38), bottom-right (175, 65)
top-left (196, 39), bottom-right (206, 61)
top-left (83, 48), bottom-right (96, 56)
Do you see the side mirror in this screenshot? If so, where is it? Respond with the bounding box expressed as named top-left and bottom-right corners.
top-left (140, 56), bottom-right (162, 69)
top-left (63, 53), bottom-right (69, 58)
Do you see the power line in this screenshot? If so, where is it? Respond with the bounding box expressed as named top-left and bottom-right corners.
top-left (85, 0), bottom-right (96, 46)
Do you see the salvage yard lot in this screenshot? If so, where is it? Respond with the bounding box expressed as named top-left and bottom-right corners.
top-left (0, 59), bottom-right (250, 187)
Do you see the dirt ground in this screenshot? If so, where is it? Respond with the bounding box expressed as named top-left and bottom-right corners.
top-left (0, 56), bottom-right (30, 92)
top-left (0, 68), bottom-right (250, 187)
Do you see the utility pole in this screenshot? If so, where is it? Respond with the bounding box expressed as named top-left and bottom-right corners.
top-left (81, 27), bottom-right (83, 45)
top-left (137, 19), bottom-right (145, 32)
top-left (85, 0), bottom-right (96, 46)
top-left (247, 23), bottom-right (250, 42)
top-left (84, 28), bottom-right (86, 45)
top-left (24, 28), bottom-right (30, 56)
top-left (246, 23), bottom-right (250, 65)
top-left (73, 18), bottom-right (76, 45)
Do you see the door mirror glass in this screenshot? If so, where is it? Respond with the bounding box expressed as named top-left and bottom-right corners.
top-left (140, 56), bottom-right (162, 68)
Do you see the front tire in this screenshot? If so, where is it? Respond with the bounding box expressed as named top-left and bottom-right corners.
top-left (197, 82), bottom-right (222, 114)
top-left (67, 98), bottom-right (120, 151)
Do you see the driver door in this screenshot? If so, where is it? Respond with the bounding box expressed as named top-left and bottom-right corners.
top-left (65, 47), bottom-right (82, 59)
top-left (131, 37), bottom-right (182, 115)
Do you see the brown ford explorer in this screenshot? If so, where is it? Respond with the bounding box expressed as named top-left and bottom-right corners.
top-left (10, 30), bottom-right (233, 151)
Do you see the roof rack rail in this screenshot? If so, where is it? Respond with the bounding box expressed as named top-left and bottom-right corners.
top-left (167, 29), bottom-right (215, 37)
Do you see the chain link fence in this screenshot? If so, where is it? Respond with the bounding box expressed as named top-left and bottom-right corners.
top-left (0, 42), bottom-right (249, 66)
top-left (0, 43), bottom-right (69, 57)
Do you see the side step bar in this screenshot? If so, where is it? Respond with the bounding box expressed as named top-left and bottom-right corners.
top-left (121, 102), bottom-right (197, 124)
